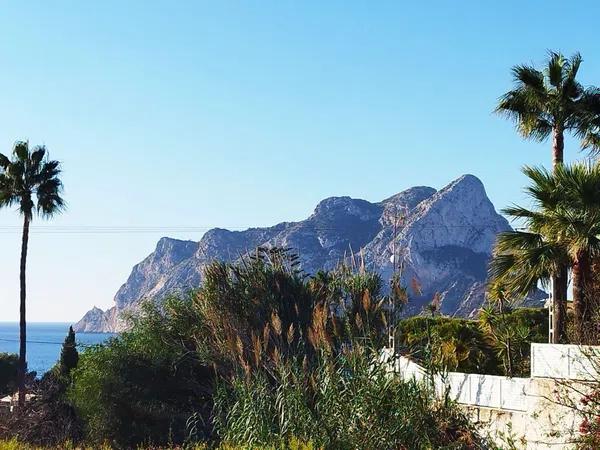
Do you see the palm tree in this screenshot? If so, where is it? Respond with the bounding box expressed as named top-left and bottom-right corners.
top-left (0, 142), bottom-right (64, 407)
top-left (496, 51), bottom-right (599, 168)
top-left (495, 51), bottom-right (600, 341)
top-left (491, 164), bottom-right (600, 342)
top-left (550, 163), bottom-right (600, 341)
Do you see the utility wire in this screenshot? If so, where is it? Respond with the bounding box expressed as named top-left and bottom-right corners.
top-left (0, 223), bottom-right (516, 234)
top-left (0, 337), bottom-right (107, 348)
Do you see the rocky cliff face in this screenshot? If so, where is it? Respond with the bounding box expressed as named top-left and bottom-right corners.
top-left (74, 174), bottom-right (534, 333)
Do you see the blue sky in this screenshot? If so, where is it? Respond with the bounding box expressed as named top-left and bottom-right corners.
top-left (0, 1), bottom-right (599, 322)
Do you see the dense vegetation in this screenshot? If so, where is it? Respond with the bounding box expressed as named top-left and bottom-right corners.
top-left (396, 307), bottom-right (547, 377)
top-left (2, 248), bottom-right (490, 449)
top-left (213, 348), bottom-right (481, 449)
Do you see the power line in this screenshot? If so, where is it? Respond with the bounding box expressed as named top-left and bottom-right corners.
top-left (0, 223), bottom-right (514, 235)
top-left (0, 338), bottom-right (63, 345)
top-left (0, 337), bottom-right (107, 348)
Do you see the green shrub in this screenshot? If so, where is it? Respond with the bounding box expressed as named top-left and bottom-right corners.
top-left (396, 308), bottom-right (548, 376)
top-left (396, 316), bottom-right (498, 374)
top-left (0, 353), bottom-right (18, 396)
top-left (68, 297), bottom-right (214, 448)
top-left (503, 307), bottom-right (548, 344)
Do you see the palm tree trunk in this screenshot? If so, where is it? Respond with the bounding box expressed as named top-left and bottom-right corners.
top-left (17, 215), bottom-right (29, 409)
top-left (552, 126), bottom-right (564, 169)
top-left (572, 251), bottom-right (590, 343)
top-left (552, 269), bottom-right (568, 343)
top-left (551, 125), bottom-right (568, 342)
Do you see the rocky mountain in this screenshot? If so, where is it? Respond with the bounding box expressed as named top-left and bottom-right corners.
top-left (74, 174), bottom-right (539, 333)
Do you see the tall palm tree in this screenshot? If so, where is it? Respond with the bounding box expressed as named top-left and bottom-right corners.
top-left (0, 142), bottom-right (64, 407)
top-left (495, 51), bottom-right (600, 341)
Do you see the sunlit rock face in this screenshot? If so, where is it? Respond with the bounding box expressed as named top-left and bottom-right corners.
top-left (74, 174), bottom-right (541, 333)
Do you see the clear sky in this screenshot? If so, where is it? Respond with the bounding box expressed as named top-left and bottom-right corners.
top-left (0, 1), bottom-right (599, 322)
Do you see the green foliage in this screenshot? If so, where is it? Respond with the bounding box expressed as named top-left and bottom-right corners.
top-left (195, 247), bottom-right (387, 374)
top-left (65, 250), bottom-right (392, 448)
top-left (502, 307), bottom-right (548, 344)
top-left (490, 163), bottom-right (600, 342)
top-left (0, 439), bottom-right (318, 449)
top-left (214, 348), bottom-right (482, 449)
top-left (68, 296), bottom-right (214, 448)
top-left (479, 306), bottom-right (529, 377)
top-left (397, 316), bottom-right (497, 374)
top-left (0, 353), bottom-right (18, 396)
top-left (62, 248), bottom-right (498, 448)
top-left (396, 308), bottom-right (547, 377)
top-left (196, 247), bottom-right (317, 371)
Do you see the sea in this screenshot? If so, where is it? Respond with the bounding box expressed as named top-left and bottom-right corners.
top-left (0, 322), bottom-right (114, 375)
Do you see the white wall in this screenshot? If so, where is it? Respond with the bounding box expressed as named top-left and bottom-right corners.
top-left (381, 344), bottom-right (600, 448)
top-left (382, 350), bottom-right (531, 412)
top-left (531, 343), bottom-right (600, 381)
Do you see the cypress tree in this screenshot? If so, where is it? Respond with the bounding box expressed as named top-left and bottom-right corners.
top-left (59, 326), bottom-right (79, 374)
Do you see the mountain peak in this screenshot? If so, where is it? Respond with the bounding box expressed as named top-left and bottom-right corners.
top-left (444, 174), bottom-right (486, 193)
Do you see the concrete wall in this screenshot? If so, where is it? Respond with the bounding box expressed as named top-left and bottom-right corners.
top-left (463, 377), bottom-right (590, 449)
top-left (381, 345), bottom-right (598, 449)
top-left (531, 344), bottom-right (600, 381)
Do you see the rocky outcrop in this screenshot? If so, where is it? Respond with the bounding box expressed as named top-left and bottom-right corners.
top-left (74, 174), bottom-right (539, 333)
top-left (72, 306), bottom-right (111, 333)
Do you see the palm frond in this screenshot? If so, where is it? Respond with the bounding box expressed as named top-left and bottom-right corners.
top-left (13, 141), bottom-right (29, 162)
top-left (512, 64), bottom-right (545, 93)
top-left (546, 51), bottom-right (565, 88)
top-left (0, 142), bottom-right (65, 219)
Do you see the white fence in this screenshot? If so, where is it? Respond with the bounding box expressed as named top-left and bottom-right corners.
top-left (383, 343), bottom-right (600, 412)
top-left (383, 345), bottom-right (600, 448)
top-left (531, 343), bottom-right (600, 381)
top-left (380, 349), bottom-right (530, 411)
top-left (442, 372), bottom-right (529, 411)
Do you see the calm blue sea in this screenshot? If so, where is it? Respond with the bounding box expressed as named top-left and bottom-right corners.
top-left (0, 322), bottom-right (114, 375)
